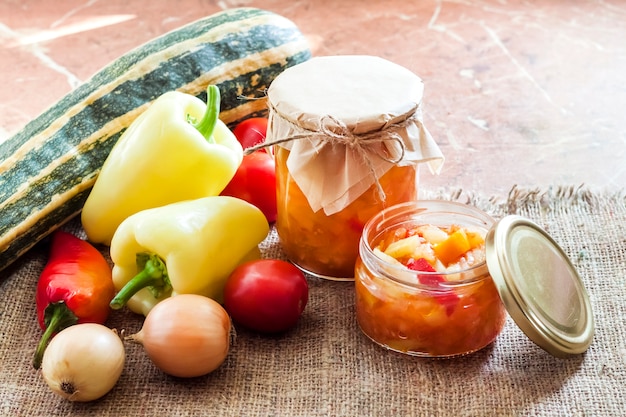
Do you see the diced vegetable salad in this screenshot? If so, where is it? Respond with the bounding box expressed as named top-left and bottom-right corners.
top-left (355, 223), bottom-right (507, 357)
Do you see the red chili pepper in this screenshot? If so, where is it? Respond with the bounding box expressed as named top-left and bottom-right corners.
top-left (33, 230), bottom-right (115, 369)
top-left (407, 257), bottom-right (459, 316)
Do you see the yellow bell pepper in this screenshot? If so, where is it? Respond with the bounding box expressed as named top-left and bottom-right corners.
top-left (81, 85), bottom-right (243, 246)
top-left (108, 196), bottom-right (269, 316)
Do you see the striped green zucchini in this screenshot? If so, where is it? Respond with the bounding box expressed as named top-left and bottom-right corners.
top-left (0, 7), bottom-right (310, 272)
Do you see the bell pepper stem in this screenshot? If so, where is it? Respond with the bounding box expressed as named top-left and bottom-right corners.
top-left (193, 85), bottom-right (220, 143)
top-left (33, 302), bottom-right (78, 369)
top-left (109, 253), bottom-right (170, 310)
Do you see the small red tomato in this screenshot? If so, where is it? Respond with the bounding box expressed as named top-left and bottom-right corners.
top-left (232, 117), bottom-right (268, 151)
top-left (220, 152), bottom-right (277, 223)
top-left (223, 260), bottom-right (309, 334)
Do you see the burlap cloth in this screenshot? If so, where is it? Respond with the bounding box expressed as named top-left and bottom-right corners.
top-left (1, 185), bottom-right (624, 417)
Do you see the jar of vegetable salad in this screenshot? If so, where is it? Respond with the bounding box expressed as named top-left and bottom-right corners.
top-left (266, 55), bottom-right (444, 280)
top-left (355, 200), bottom-right (595, 358)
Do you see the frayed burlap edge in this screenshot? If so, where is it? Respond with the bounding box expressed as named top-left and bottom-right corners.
top-left (422, 184), bottom-right (625, 218)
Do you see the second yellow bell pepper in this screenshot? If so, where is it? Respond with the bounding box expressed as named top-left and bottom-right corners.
top-left (81, 86), bottom-right (243, 246)
top-left (108, 196), bottom-right (269, 316)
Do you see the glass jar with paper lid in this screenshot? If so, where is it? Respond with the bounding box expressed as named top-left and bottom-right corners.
top-left (266, 55), bottom-right (444, 280)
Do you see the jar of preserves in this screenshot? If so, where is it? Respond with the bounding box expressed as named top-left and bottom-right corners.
top-left (266, 55), bottom-right (444, 280)
top-left (356, 200), bottom-right (505, 357)
top-left (355, 200), bottom-right (595, 358)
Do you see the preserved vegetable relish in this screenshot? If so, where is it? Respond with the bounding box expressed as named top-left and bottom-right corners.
top-left (355, 202), bottom-right (506, 357)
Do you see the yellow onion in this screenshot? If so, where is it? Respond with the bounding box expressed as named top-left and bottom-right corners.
top-left (40, 323), bottom-right (125, 402)
top-left (128, 294), bottom-right (231, 378)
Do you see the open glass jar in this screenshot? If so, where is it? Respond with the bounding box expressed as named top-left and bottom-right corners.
top-left (355, 201), bottom-right (507, 357)
top-left (356, 200), bottom-right (596, 358)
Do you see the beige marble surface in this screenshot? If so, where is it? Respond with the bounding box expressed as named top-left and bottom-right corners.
top-left (1, 0), bottom-right (624, 197)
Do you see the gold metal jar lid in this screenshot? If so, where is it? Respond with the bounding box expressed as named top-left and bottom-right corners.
top-left (485, 215), bottom-right (595, 358)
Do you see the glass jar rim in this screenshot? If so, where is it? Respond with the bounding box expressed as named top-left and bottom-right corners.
top-left (359, 200), bottom-right (495, 288)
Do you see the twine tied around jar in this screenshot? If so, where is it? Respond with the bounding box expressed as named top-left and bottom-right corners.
top-left (245, 105), bottom-right (414, 201)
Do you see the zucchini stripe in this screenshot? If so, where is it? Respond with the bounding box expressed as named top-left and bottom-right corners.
top-left (0, 8), bottom-right (311, 272)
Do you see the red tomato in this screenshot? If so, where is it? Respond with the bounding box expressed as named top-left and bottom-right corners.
top-left (220, 152), bottom-right (277, 223)
top-left (223, 260), bottom-right (309, 334)
top-left (232, 117), bottom-right (268, 151)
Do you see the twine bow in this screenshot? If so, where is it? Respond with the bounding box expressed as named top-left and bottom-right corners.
top-left (245, 110), bottom-right (413, 202)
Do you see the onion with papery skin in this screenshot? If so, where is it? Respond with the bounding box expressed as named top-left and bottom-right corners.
top-left (40, 323), bottom-right (125, 402)
top-left (128, 294), bottom-right (231, 378)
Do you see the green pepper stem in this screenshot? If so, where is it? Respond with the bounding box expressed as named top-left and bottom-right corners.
top-left (193, 85), bottom-right (220, 143)
top-left (33, 302), bottom-right (78, 369)
top-left (109, 254), bottom-right (169, 310)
